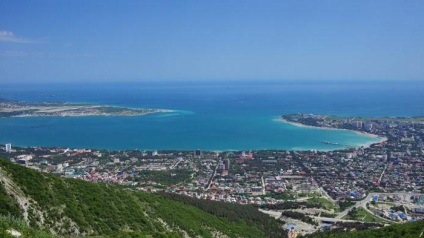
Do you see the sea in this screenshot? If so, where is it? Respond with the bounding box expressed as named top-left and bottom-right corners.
top-left (0, 80), bottom-right (423, 151)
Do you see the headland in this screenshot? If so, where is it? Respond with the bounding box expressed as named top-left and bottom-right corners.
top-left (279, 114), bottom-right (395, 148)
top-left (0, 99), bottom-right (170, 118)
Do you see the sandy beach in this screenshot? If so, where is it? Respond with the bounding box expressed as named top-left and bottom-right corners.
top-left (276, 118), bottom-right (387, 149)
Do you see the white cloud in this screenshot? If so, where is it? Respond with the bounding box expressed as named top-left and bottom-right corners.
top-left (0, 31), bottom-right (35, 43)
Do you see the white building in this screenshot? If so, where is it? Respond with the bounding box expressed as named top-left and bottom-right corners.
top-left (5, 143), bottom-right (12, 153)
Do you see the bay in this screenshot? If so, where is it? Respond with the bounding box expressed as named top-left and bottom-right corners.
top-left (0, 80), bottom-right (422, 151)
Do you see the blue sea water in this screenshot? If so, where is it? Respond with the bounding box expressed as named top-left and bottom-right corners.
top-left (0, 80), bottom-right (423, 151)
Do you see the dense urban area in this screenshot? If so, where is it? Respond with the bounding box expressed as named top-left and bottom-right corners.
top-left (1, 114), bottom-right (424, 237)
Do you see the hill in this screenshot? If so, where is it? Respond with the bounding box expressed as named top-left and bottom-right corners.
top-left (0, 158), bottom-right (284, 237)
top-left (300, 219), bottom-right (424, 238)
top-left (0, 214), bottom-right (56, 238)
top-left (3, 158), bottom-right (423, 238)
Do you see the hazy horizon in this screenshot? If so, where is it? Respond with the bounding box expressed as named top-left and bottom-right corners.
top-left (1, 78), bottom-right (424, 86)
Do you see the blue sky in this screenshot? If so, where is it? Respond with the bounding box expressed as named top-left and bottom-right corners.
top-left (0, 0), bottom-right (423, 83)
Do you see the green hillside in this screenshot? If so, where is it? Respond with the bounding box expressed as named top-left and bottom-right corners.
top-left (300, 220), bottom-right (424, 238)
top-left (0, 159), bottom-right (284, 237)
top-left (2, 158), bottom-right (422, 238)
top-left (0, 214), bottom-right (56, 238)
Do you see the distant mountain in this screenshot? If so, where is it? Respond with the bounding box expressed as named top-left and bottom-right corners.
top-left (0, 158), bottom-right (284, 237)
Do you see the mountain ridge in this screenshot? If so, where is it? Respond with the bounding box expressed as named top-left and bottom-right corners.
top-left (2, 158), bottom-right (424, 238)
top-left (0, 158), bottom-right (283, 237)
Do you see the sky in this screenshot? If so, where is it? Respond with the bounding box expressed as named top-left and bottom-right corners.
top-left (0, 0), bottom-right (423, 83)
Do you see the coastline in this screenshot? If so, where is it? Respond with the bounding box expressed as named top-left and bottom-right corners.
top-left (10, 109), bottom-right (174, 118)
top-left (276, 118), bottom-right (387, 148)
top-left (0, 99), bottom-right (174, 118)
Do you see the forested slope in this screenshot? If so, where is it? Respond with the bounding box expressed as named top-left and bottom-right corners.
top-left (300, 219), bottom-right (424, 238)
top-left (0, 159), bottom-right (284, 237)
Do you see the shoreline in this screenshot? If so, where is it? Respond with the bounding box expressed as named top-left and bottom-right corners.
top-left (276, 118), bottom-right (387, 148)
top-left (8, 109), bottom-right (174, 118)
top-left (0, 99), bottom-right (174, 118)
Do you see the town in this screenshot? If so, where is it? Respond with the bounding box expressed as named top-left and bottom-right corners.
top-left (1, 114), bottom-right (424, 236)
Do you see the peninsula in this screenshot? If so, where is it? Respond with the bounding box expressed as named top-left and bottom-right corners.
top-left (0, 99), bottom-right (169, 118)
top-left (279, 114), bottom-right (424, 145)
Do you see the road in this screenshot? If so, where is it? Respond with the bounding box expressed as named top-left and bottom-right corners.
top-left (311, 216), bottom-right (371, 223)
top-left (336, 193), bottom-right (377, 220)
top-left (335, 192), bottom-right (423, 222)
top-left (258, 209), bottom-right (281, 219)
top-left (170, 159), bottom-right (182, 170)
top-left (378, 162), bottom-right (388, 184)
top-left (318, 186), bottom-right (336, 204)
top-left (205, 157), bottom-right (221, 190)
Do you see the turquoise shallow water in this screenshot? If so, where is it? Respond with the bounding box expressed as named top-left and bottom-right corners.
top-left (0, 80), bottom-right (422, 151)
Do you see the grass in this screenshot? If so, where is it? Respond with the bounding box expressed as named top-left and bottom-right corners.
top-left (342, 207), bottom-right (388, 223)
top-left (0, 214), bottom-right (56, 238)
top-left (302, 219), bottom-right (424, 238)
top-left (306, 197), bottom-right (336, 210)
